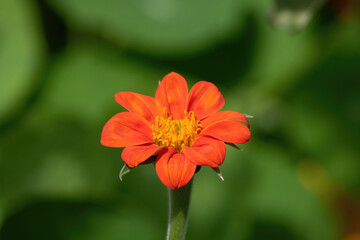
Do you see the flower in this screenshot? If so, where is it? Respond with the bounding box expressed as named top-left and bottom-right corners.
top-left (101, 72), bottom-right (251, 189)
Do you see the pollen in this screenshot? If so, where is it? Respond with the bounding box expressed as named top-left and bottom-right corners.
top-left (151, 108), bottom-right (201, 151)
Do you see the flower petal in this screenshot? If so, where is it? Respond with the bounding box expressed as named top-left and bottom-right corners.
top-left (122, 144), bottom-right (163, 167)
top-left (200, 120), bottom-right (251, 144)
top-left (156, 148), bottom-right (196, 189)
top-left (201, 111), bottom-right (250, 128)
top-left (187, 81), bottom-right (225, 120)
top-left (155, 72), bottom-right (188, 119)
top-left (182, 136), bottom-right (226, 168)
top-left (101, 112), bottom-right (153, 147)
top-left (115, 92), bottom-right (163, 124)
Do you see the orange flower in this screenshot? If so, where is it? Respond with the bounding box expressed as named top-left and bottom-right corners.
top-left (101, 72), bottom-right (251, 189)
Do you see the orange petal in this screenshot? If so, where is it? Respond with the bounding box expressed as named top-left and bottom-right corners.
top-left (115, 92), bottom-right (163, 124)
top-left (182, 136), bottom-right (226, 168)
top-left (200, 120), bottom-right (251, 144)
top-left (201, 111), bottom-right (250, 128)
top-left (187, 81), bottom-right (225, 120)
top-left (122, 144), bottom-right (164, 167)
top-left (101, 112), bottom-right (153, 147)
top-left (156, 148), bottom-right (196, 189)
top-left (155, 72), bottom-right (188, 119)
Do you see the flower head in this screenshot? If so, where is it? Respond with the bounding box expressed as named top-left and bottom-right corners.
top-left (101, 72), bottom-right (251, 189)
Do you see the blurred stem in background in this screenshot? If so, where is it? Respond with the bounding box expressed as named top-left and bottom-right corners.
top-left (167, 180), bottom-right (193, 240)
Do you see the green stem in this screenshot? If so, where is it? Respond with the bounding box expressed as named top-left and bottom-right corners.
top-left (166, 179), bottom-right (193, 240)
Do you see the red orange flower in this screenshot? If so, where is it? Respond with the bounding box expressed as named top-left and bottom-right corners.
top-left (101, 72), bottom-right (251, 189)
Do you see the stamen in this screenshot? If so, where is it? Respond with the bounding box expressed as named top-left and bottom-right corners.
top-left (151, 108), bottom-right (201, 152)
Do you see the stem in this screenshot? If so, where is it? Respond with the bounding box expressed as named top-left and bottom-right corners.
top-left (166, 179), bottom-right (193, 240)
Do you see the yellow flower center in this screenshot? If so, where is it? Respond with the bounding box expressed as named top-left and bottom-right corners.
top-left (151, 108), bottom-right (201, 151)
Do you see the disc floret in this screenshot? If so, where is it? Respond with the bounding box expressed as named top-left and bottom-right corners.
top-left (152, 108), bottom-right (201, 151)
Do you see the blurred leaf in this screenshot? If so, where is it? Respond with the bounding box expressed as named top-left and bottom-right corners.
top-left (0, 42), bottom-right (165, 227)
top-left (251, 24), bottom-right (317, 94)
top-left (269, 0), bottom-right (326, 32)
top-left (226, 18), bottom-right (317, 130)
top-left (41, 42), bottom-right (163, 124)
top-left (245, 143), bottom-right (337, 240)
top-left (69, 207), bottom-right (163, 240)
top-left (190, 142), bottom-right (338, 240)
top-left (47, 0), bottom-right (246, 56)
top-left (283, 54), bottom-right (360, 191)
top-left (0, 0), bottom-right (44, 123)
top-left (0, 201), bottom-right (163, 240)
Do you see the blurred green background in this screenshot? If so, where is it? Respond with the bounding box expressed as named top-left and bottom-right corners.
top-left (0, 0), bottom-right (359, 239)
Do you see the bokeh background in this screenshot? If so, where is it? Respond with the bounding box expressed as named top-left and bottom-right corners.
top-left (0, 0), bottom-right (360, 239)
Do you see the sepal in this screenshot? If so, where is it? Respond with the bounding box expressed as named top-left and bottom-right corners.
top-left (212, 167), bottom-right (224, 181)
top-left (119, 163), bottom-right (134, 181)
top-left (226, 143), bottom-right (243, 151)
